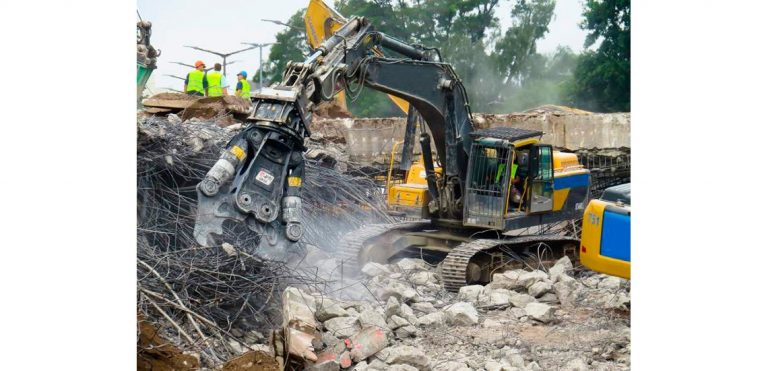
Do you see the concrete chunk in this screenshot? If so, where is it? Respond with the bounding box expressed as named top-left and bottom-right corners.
top-left (361, 262), bottom-right (392, 277)
top-left (416, 311), bottom-right (446, 327)
top-left (376, 345), bottom-right (431, 370)
top-left (316, 298), bottom-right (349, 322)
top-left (518, 270), bottom-right (548, 288)
top-left (457, 285), bottom-right (484, 303)
top-left (324, 316), bottom-right (360, 338)
top-left (509, 292), bottom-right (536, 308)
top-left (282, 287), bottom-right (317, 333)
top-left (527, 281), bottom-right (553, 298)
top-left (394, 258), bottom-right (431, 272)
top-left (489, 270), bottom-right (523, 290)
top-left (444, 302), bottom-right (479, 325)
top-left (411, 302), bottom-right (437, 314)
top-left (524, 303), bottom-right (555, 323)
top-left (385, 296), bottom-right (401, 318)
top-left (357, 309), bottom-right (389, 331)
top-left (348, 326), bottom-right (389, 362)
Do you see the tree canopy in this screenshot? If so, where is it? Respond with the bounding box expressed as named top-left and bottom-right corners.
top-left (566, 0), bottom-right (630, 112)
top-left (258, 0), bottom-right (630, 116)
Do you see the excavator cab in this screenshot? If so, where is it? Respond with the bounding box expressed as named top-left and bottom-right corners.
top-left (463, 127), bottom-right (587, 230)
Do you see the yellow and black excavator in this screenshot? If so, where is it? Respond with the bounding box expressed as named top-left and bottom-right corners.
top-left (193, 0), bottom-right (591, 291)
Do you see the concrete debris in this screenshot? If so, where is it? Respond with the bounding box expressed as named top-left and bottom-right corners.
top-left (509, 292), bottom-right (536, 308)
top-left (411, 302), bottom-right (437, 314)
top-left (324, 316), bottom-right (360, 339)
top-left (220, 242), bottom-right (237, 257)
top-left (270, 256), bottom-right (629, 371)
top-left (389, 315), bottom-right (411, 329)
top-left (433, 361), bottom-right (472, 371)
top-left (548, 256), bottom-right (574, 282)
top-left (598, 276), bottom-right (623, 290)
top-left (375, 345), bottom-right (431, 370)
top-left (527, 281), bottom-right (553, 298)
top-left (375, 279), bottom-right (418, 302)
top-left (524, 303), bottom-right (555, 323)
top-left (563, 358), bottom-right (589, 371)
top-left (394, 258), bottom-right (431, 272)
top-left (444, 302), bottom-right (479, 325)
top-left (457, 285), bottom-right (484, 303)
top-left (408, 271), bottom-right (439, 285)
top-left (356, 309), bottom-right (389, 332)
top-left (361, 262), bottom-right (393, 277)
top-left (394, 325), bottom-right (419, 339)
top-left (486, 288), bottom-right (514, 308)
top-left (484, 360), bottom-right (505, 371)
top-left (553, 279), bottom-right (583, 308)
top-left (348, 327), bottom-right (390, 362)
top-left (489, 270), bottom-right (523, 290)
top-left (483, 318), bottom-right (504, 328)
top-left (316, 299), bottom-right (350, 322)
top-left (386, 296), bottom-right (401, 318)
top-left (517, 270), bottom-right (549, 288)
top-left (417, 311), bottom-right (447, 327)
top-left (167, 113), bottom-right (182, 124)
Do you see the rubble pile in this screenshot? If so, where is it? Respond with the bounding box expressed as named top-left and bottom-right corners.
top-left (282, 256), bottom-right (631, 370)
top-left (137, 114), bottom-right (393, 369)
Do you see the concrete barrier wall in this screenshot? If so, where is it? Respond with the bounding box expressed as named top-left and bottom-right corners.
top-left (313, 112), bottom-right (630, 164)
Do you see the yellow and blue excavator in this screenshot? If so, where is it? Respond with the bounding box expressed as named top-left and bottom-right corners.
top-left (580, 183), bottom-right (631, 279)
top-left (193, 0), bottom-right (593, 291)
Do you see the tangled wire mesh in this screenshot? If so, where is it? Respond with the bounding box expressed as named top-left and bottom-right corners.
top-left (136, 115), bottom-right (393, 367)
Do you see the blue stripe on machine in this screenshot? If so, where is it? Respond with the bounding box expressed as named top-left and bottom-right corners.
top-left (553, 173), bottom-right (590, 190)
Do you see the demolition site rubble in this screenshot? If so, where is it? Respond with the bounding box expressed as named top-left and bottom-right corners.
top-left (136, 111), bottom-right (630, 370)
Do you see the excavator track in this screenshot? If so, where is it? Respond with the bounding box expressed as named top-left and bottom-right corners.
top-left (337, 221), bottom-right (431, 274)
top-left (442, 239), bottom-right (503, 292)
top-left (441, 234), bottom-right (579, 292)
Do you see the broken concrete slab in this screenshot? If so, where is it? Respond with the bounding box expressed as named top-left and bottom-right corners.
top-left (324, 316), bottom-right (360, 339)
top-left (489, 270), bottom-right (523, 290)
top-left (411, 302), bottom-right (437, 314)
top-left (517, 270), bottom-right (549, 288)
top-left (394, 325), bottom-right (418, 339)
top-left (356, 309), bottom-right (389, 331)
top-left (528, 281), bottom-right (553, 298)
top-left (375, 280), bottom-right (418, 302)
top-left (457, 285), bottom-right (484, 303)
top-left (386, 296), bottom-right (401, 318)
top-left (348, 326), bottom-right (389, 362)
top-left (444, 302), bottom-right (479, 325)
top-left (375, 345), bottom-right (431, 371)
top-left (509, 292), bottom-right (536, 308)
top-left (394, 258), bottom-right (431, 272)
top-left (524, 303), bottom-right (555, 323)
top-left (316, 298), bottom-right (350, 322)
top-left (416, 311), bottom-right (446, 327)
top-left (408, 271), bottom-right (439, 285)
top-left (362, 262), bottom-right (392, 277)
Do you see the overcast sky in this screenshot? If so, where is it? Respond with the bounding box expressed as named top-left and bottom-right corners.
top-left (138, 0), bottom-right (587, 93)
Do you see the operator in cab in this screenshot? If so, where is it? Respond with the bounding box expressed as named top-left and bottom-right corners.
top-left (184, 60), bottom-right (209, 96)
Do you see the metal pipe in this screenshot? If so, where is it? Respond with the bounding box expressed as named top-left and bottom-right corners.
top-left (317, 18), bottom-right (361, 55)
top-left (379, 34), bottom-right (426, 60)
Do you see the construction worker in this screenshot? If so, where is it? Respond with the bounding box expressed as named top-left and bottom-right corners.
top-left (235, 71), bottom-right (251, 101)
top-left (207, 63), bottom-right (229, 97)
top-left (184, 60), bottom-right (208, 96)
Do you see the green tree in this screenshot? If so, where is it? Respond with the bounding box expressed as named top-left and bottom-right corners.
top-left (256, 9), bottom-right (309, 86)
top-left (260, 0), bottom-right (565, 116)
top-left (566, 0), bottom-right (630, 112)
